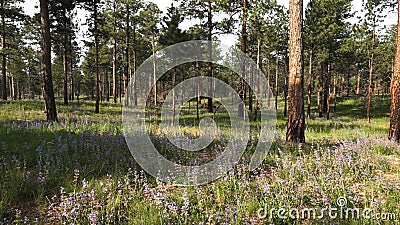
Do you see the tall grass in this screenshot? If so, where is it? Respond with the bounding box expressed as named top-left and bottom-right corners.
top-left (0, 96), bottom-right (399, 224)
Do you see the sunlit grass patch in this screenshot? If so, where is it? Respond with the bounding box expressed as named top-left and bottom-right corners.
top-left (0, 96), bottom-right (399, 224)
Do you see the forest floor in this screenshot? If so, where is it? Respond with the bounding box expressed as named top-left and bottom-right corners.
top-left (0, 96), bottom-right (399, 224)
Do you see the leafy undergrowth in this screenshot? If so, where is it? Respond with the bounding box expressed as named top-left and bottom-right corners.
top-left (0, 98), bottom-right (399, 224)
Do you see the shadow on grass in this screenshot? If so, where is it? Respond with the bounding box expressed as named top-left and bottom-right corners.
top-left (0, 123), bottom-right (137, 219)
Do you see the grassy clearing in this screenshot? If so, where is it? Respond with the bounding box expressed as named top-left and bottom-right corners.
top-left (0, 96), bottom-right (399, 224)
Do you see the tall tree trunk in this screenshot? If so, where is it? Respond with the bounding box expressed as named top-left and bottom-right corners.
top-left (389, 1), bottom-right (400, 142)
top-left (249, 66), bottom-right (253, 112)
top-left (94, 0), bottom-right (100, 113)
top-left (275, 51), bottom-right (279, 111)
top-left (307, 49), bottom-right (313, 119)
top-left (283, 60), bottom-right (288, 117)
top-left (124, 2), bottom-right (130, 106)
top-left (1, 0), bottom-right (6, 101)
top-left (347, 70), bottom-right (350, 96)
top-left (367, 24), bottom-right (375, 124)
top-left (63, 8), bottom-right (68, 105)
top-left (17, 80), bottom-right (21, 100)
top-left (267, 57), bottom-right (271, 107)
top-left (356, 69), bottom-right (361, 95)
top-left (63, 46), bottom-right (68, 104)
top-left (340, 76), bottom-right (344, 97)
top-left (323, 63), bottom-right (331, 116)
top-left (172, 67), bottom-right (176, 125)
top-left (207, 1), bottom-right (213, 113)
top-left (28, 68), bottom-right (32, 99)
top-left (105, 69), bottom-right (109, 102)
top-left (238, 0), bottom-right (248, 118)
top-left (325, 63), bottom-right (331, 120)
top-left (254, 37), bottom-right (261, 120)
top-left (112, 1), bottom-right (117, 104)
top-left (196, 61), bottom-right (200, 120)
top-left (71, 71), bottom-right (74, 101)
top-left (283, 50), bottom-right (289, 117)
top-left (40, 0), bottom-right (57, 121)
top-left (133, 23), bottom-right (137, 106)
top-left (77, 79), bottom-right (80, 102)
top-left (69, 33), bottom-right (74, 101)
top-left (317, 65), bottom-right (323, 117)
top-left (10, 76), bottom-right (14, 100)
top-left (152, 32), bottom-right (157, 106)
top-left (120, 63), bottom-right (123, 103)
top-left (286, 0), bottom-right (305, 143)
top-left (112, 38), bottom-right (117, 103)
top-left (333, 75), bottom-right (337, 113)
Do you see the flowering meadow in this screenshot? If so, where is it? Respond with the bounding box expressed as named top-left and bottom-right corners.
top-left (0, 97), bottom-right (399, 224)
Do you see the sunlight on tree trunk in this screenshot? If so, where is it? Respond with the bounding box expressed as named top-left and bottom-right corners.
top-left (307, 49), bottom-right (313, 119)
top-left (367, 19), bottom-right (376, 124)
top-left (286, 0), bottom-right (305, 143)
top-left (389, 0), bottom-right (400, 142)
top-left (1, 0), bottom-right (6, 101)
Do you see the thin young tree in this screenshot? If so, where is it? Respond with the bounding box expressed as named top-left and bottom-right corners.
top-left (50, 0), bottom-right (76, 105)
top-left (78, 0), bottom-right (101, 112)
top-left (1, 0), bottom-right (5, 100)
top-left (304, 0), bottom-right (352, 119)
top-left (286, 0), bottom-right (305, 143)
top-left (94, 0), bottom-right (100, 113)
top-left (363, 0), bottom-right (386, 123)
top-left (238, 0), bottom-right (248, 119)
top-left (140, 2), bottom-right (161, 106)
top-left (179, 0), bottom-right (223, 113)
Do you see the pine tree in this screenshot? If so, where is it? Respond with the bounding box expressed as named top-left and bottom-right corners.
top-left (159, 4), bottom-right (188, 125)
top-left (0, 0), bottom-right (24, 100)
top-left (39, 0), bottom-right (57, 121)
top-left (286, 0), bottom-right (305, 143)
top-left (140, 2), bottom-right (161, 106)
top-left (50, 0), bottom-right (76, 105)
top-left (304, 0), bottom-right (352, 120)
top-left (389, 0), bottom-right (400, 142)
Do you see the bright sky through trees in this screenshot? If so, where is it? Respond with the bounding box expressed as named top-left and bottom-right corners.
top-left (22, 0), bottom-right (397, 50)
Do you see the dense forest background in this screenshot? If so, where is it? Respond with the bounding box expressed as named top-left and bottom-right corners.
top-left (0, 0), bottom-right (397, 119)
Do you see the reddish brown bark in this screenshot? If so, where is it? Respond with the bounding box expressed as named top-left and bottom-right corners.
top-left (286, 0), bottom-right (305, 143)
top-left (389, 0), bottom-right (400, 142)
top-left (356, 69), bottom-right (361, 95)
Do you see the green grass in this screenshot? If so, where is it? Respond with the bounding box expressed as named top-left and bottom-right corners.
top-left (0, 96), bottom-right (399, 224)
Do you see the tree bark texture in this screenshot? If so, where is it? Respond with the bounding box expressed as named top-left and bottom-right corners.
top-left (389, 0), bottom-right (400, 142)
top-left (286, 0), bottom-right (305, 143)
top-left (40, 0), bottom-right (57, 121)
